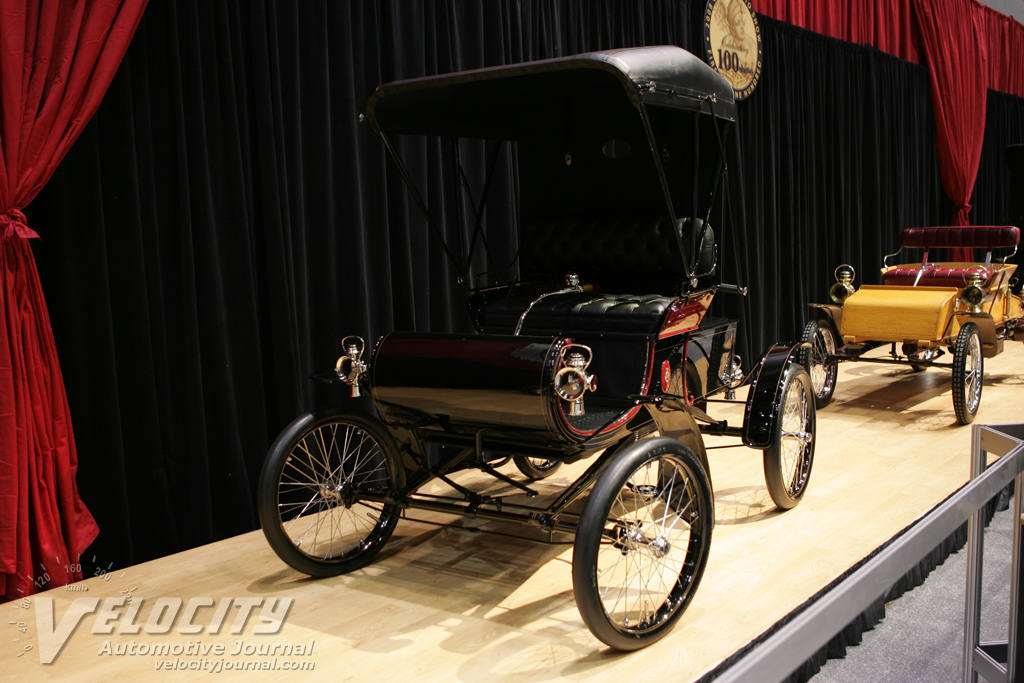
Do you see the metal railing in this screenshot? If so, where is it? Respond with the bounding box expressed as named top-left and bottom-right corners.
top-left (964, 423), bottom-right (1024, 683)
top-left (711, 423), bottom-right (1024, 683)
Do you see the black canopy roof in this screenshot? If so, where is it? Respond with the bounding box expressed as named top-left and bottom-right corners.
top-left (366, 46), bottom-right (737, 139)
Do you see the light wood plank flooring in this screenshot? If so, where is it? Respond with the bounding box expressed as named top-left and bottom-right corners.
top-left (4, 342), bottom-right (1022, 682)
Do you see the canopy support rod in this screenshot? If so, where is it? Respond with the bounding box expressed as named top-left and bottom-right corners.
top-left (461, 140), bottom-right (503, 278)
top-left (450, 137), bottom-right (468, 267)
top-left (377, 129), bottom-right (468, 283)
top-left (637, 100), bottom-right (691, 281)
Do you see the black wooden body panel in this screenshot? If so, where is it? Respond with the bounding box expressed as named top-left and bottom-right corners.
top-left (370, 331), bottom-right (648, 454)
top-left (371, 332), bottom-right (564, 434)
top-left (685, 315), bottom-right (738, 398)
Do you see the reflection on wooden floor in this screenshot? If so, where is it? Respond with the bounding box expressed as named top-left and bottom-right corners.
top-left (5, 343), bottom-right (1023, 682)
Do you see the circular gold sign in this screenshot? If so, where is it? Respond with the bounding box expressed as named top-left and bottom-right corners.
top-left (704, 0), bottom-right (762, 100)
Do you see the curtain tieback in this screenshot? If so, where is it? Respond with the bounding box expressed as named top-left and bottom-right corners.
top-left (0, 209), bottom-right (40, 240)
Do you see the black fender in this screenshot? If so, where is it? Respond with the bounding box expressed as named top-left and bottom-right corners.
top-left (742, 343), bottom-right (806, 449)
top-left (807, 303), bottom-right (843, 341)
top-left (644, 404), bottom-right (713, 498)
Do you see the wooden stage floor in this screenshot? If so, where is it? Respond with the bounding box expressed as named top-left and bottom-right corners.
top-left (5, 342), bottom-right (1023, 682)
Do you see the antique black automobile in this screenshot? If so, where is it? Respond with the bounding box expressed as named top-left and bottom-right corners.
top-left (258, 46), bottom-right (815, 651)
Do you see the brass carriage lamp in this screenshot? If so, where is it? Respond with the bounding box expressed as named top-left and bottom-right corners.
top-left (335, 335), bottom-right (367, 397)
top-left (829, 265), bottom-right (856, 304)
top-left (961, 270), bottom-right (986, 314)
top-left (555, 344), bottom-right (597, 417)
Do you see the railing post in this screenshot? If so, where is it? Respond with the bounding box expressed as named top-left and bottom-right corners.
top-left (1008, 470), bottom-right (1022, 682)
top-left (962, 424), bottom-right (985, 683)
top-left (963, 424), bottom-right (1024, 683)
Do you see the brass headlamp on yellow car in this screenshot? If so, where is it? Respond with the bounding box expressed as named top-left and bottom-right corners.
top-left (960, 269), bottom-right (986, 313)
top-left (829, 264), bottom-right (856, 304)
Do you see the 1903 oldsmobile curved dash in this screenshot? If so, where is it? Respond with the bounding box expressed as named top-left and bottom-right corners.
top-left (257, 46), bottom-right (816, 650)
top-left (802, 225), bottom-right (1022, 424)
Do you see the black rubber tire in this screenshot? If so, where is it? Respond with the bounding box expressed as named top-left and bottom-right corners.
top-left (763, 364), bottom-right (816, 510)
top-left (513, 455), bottom-right (562, 479)
top-left (258, 410), bottom-right (404, 577)
top-left (572, 437), bottom-right (713, 651)
top-left (799, 319), bottom-right (838, 408)
top-left (952, 323), bottom-right (983, 425)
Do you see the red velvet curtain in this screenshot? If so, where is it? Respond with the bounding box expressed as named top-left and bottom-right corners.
top-left (1, 0), bottom-right (148, 601)
top-left (913, 0), bottom-right (989, 259)
top-left (750, 0), bottom-right (924, 63)
top-left (752, 0), bottom-right (1024, 259)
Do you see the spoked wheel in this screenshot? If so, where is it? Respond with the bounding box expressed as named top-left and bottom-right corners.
top-left (952, 322), bottom-right (983, 425)
top-left (258, 410), bottom-right (404, 577)
top-left (513, 455), bottom-right (562, 479)
top-left (572, 438), bottom-right (713, 651)
top-left (763, 364), bottom-right (816, 510)
top-left (799, 319), bottom-right (838, 408)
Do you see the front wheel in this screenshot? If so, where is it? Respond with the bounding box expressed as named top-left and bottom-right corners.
top-left (952, 323), bottom-right (983, 425)
top-left (799, 319), bottom-right (838, 408)
top-left (572, 438), bottom-right (713, 651)
top-left (763, 364), bottom-right (816, 510)
top-left (257, 410), bottom-right (404, 577)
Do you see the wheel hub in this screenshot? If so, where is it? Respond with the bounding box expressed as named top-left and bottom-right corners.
top-left (613, 521), bottom-right (644, 554)
top-left (629, 484), bottom-right (658, 499)
top-left (612, 521), bottom-right (671, 558)
top-left (649, 535), bottom-right (672, 559)
top-left (320, 481), bottom-right (354, 507)
top-left (782, 429), bottom-right (812, 444)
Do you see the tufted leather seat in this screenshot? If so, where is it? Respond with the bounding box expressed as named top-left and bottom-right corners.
top-left (471, 215), bottom-right (707, 337)
top-left (882, 225), bottom-right (1019, 287)
top-left (479, 292), bottom-right (674, 337)
top-left (882, 266), bottom-right (992, 287)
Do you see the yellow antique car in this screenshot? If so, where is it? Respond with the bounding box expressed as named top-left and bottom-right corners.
top-left (801, 225), bottom-right (1022, 424)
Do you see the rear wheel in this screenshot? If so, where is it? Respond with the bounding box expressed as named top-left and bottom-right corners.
top-left (952, 323), bottom-right (983, 425)
top-left (572, 438), bottom-right (713, 651)
top-left (258, 410), bottom-right (404, 577)
top-left (902, 342), bottom-right (939, 372)
top-left (513, 455), bottom-right (562, 479)
top-left (763, 364), bottom-right (816, 510)
top-left (799, 319), bottom-right (838, 408)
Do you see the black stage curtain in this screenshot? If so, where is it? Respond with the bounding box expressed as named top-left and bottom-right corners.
top-left (25, 1), bottom-right (956, 574)
top-left (975, 89), bottom-right (1024, 256)
top-left (727, 18), bottom-right (949, 355)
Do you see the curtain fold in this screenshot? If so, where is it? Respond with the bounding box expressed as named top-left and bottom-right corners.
top-left (0, 0), bottom-right (147, 601)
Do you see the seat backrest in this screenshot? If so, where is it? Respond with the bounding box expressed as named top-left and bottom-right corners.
top-left (900, 226), bottom-right (1020, 249)
top-left (518, 215), bottom-right (710, 294)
